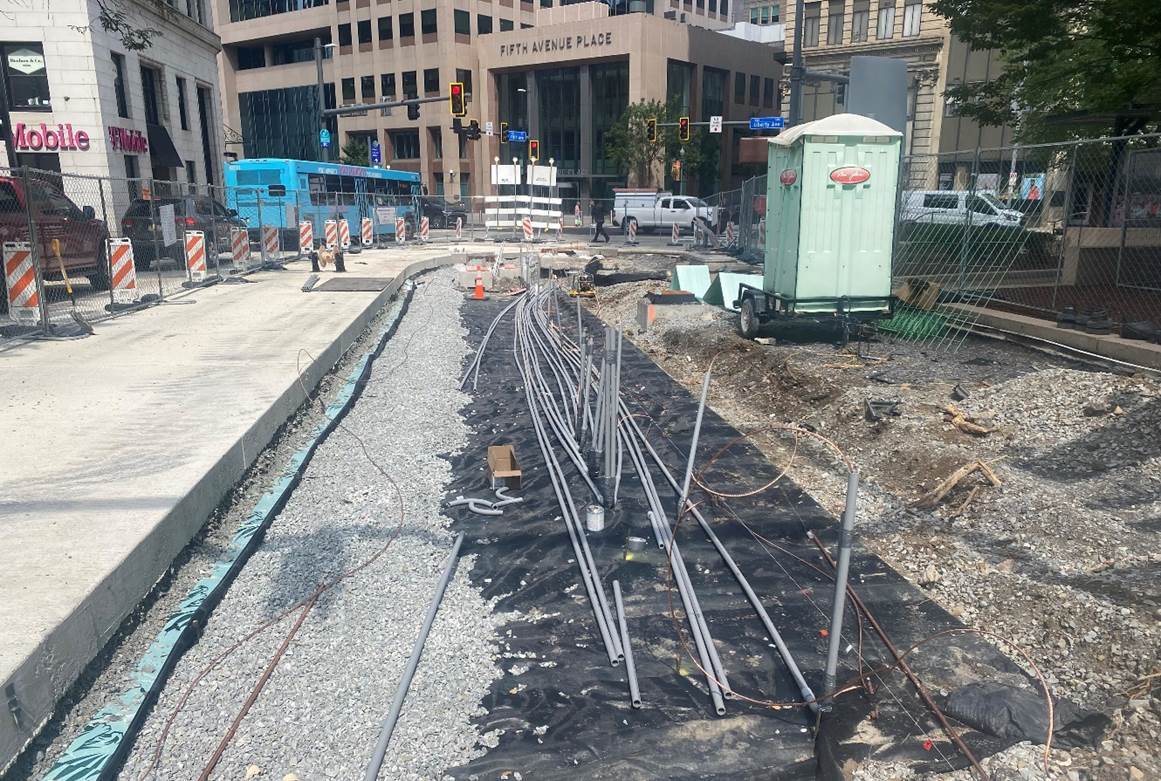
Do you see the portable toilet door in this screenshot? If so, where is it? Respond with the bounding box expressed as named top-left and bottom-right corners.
top-left (763, 113), bottom-right (903, 317)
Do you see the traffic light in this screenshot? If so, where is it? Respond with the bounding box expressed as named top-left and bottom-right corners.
top-left (500, 121), bottom-right (509, 142)
top-left (449, 82), bottom-right (466, 117)
top-left (406, 93), bottom-right (420, 121)
top-left (678, 116), bottom-right (690, 142)
top-left (466, 119), bottom-right (481, 141)
top-left (452, 117), bottom-right (463, 134)
top-left (645, 117), bottom-right (657, 143)
top-left (529, 138), bottom-right (540, 161)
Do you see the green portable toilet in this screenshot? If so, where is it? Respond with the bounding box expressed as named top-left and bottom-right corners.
top-left (735, 113), bottom-right (902, 338)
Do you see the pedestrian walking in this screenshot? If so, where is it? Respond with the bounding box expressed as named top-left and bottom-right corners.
top-left (590, 199), bottom-right (610, 243)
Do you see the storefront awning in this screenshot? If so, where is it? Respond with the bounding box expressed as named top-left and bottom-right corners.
top-left (147, 123), bottom-right (184, 168)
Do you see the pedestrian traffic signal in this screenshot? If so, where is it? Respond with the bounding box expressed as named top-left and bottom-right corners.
top-left (467, 119), bottom-right (481, 141)
top-left (678, 116), bottom-right (690, 142)
top-left (500, 121), bottom-right (509, 142)
top-left (449, 82), bottom-right (466, 117)
top-left (529, 138), bottom-right (540, 161)
top-left (406, 94), bottom-right (420, 121)
top-left (646, 117), bottom-right (657, 143)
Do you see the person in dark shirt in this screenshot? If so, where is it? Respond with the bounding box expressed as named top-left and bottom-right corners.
top-left (590, 199), bottom-right (610, 243)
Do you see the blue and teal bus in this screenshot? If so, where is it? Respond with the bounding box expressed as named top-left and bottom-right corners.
top-left (224, 159), bottom-right (421, 246)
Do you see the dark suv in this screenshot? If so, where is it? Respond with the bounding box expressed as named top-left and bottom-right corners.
top-left (0, 175), bottom-right (111, 311)
top-left (121, 196), bottom-right (246, 268)
top-left (418, 197), bottom-right (469, 229)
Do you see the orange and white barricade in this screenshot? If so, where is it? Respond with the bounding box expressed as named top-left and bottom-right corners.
top-left (419, 216), bottom-right (430, 242)
top-left (725, 222), bottom-right (736, 245)
top-left (522, 216), bottom-right (533, 242)
top-left (299, 221), bottom-right (314, 254)
top-left (261, 225), bottom-right (280, 259)
top-left (325, 219), bottom-right (339, 249)
top-left (455, 216), bottom-right (463, 240)
top-left (626, 219), bottom-right (638, 245)
top-left (185, 231), bottom-right (207, 282)
top-left (395, 217), bottom-right (406, 244)
top-left (338, 218), bottom-right (351, 249)
top-left (669, 222), bottom-right (681, 245)
top-left (231, 228), bottom-right (251, 270)
top-left (107, 238), bottom-right (138, 302)
top-left (3, 241), bottom-right (41, 323)
top-left (758, 217), bottom-right (767, 245)
top-left (361, 217), bottom-right (373, 247)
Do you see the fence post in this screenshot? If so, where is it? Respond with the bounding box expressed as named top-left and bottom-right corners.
top-left (1114, 147), bottom-right (1133, 294)
top-left (207, 186), bottom-right (221, 278)
top-left (148, 184), bottom-right (164, 296)
top-left (18, 167), bottom-right (51, 329)
top-left (957, 148), bottom-right (981, 294)
top-left (1051, 143), bottom-right (1079, 312)
top-left (257, 189), bottom-right (267, 266)
top-left (97, 176), bottom-right (114, 310)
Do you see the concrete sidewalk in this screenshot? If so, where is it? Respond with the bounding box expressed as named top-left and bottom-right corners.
top-left (0, 246), bottom-right (460, 770)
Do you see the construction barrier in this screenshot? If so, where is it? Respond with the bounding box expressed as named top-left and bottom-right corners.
top-left (361, 217), bottom-right (373, 247)
top-left (338, 218), bottom-right (351, 249)
top-left (669, 222), bottom-right (681, 245)
top-left (626, 219), bottom-right (638, 245)
top-left (108, 238), bottom-right (138, 303)
top-left (484, 195), bottom-right (563, 232)
top-left (231, 228), bottom-right (251, 270)
top-left (522, 216), bottom-right (533, 241)
top-left (299, 221), bottom-right (314, 254)
top-left (420, 216), bottom-right (430, 242)
top-left (3, 241), bottom-right (40, 323)
top-left (261, 225), bottom-right (280, 259)
top-left (184, 231), bottom-right (207, 282)
top-left (455, 216), bottom-right (463, 240)
top-left (325, 219), bottom-right (339, 249)
top-left (395, 217), bottom-right (406, 244)
top-left (725, 222), bottom-right (736, 246)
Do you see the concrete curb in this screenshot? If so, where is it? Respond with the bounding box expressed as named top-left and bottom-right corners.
top-left (2, 255), bottom-right (457, 779)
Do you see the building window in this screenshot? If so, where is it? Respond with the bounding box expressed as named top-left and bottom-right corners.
top-left (399, 12), bottom-right (415, 37)
top-left (802, 2), bottom-right (821, 47)
top-left (667, 59), bottom-right (693, 116)
top-left (140, 64), bottom-right (164, 125)
top-left (390, 130), bottom-right (420, 159)
top-left (701, 66), bottom-right (727, 121)
top-left (186, 161), bottom-right (197, 187)
top-left (272, 36), bottom-right (326, 64)
top-left (455, 67), bottom-right (473, 97)
top-left (338, 23), bottom-right (352, 46)
top-left (361, 75), bottom-right (375, 100)
top-left (459, 172), bottom-right (470, 199)
top-left (124, 154), bottom-right (139, 182)
top-left (876, 1), bottom-right (895, 39)
top-left (733, 72), bottom-right (745, 103)
top-left (851, 0), bottom-right (869, 41)
top-left (112, 53), bottom-right (130, 118)
top-left (696, 0), bottom-right (704, 10)
top-left (176, 76), bottom-right (190, 130)
top-left (237, 46), bottom-right (265, 69)
top-left (500, 18), bottom-right (513, 30)
top-left (521, 22), bottom-right (532, 28)
top-left (402, 70), bottom-right (417, 97)
top-left (239, 84), bottom-right (334, 162)
top-left (429, 127), bottom-right (443, 158)
top-left (902, 0), bottom-right (921, 35)
top-left (478, 14), bottom-right (493, 33)
top-left (762, 77), bottom-right (775, 108)
top-left (381, 73), bottom-right (396, 97)
top-left (541, 0), bottom-right (552, 6)
top-left (341, 77), bottom-right (355, 102)
top-left (709, 0), bottom-right (717, 13)
top-left (423, 68), bottom-right (439, 94)
top-left (749, 74), bottom-right (760, 105)
top-left (454, 9), bottom-right (471, 35)
top-left (1, 43), bottom-right (52, 111)
top-left (721, 0), bottom-right (728, 14)
top-left (421, 8), bottom-right (437, 34)
top-left (826, 0), bottom-right (844, 44)
top-left (358, 19), bottom-right (372, 44)
top-left (378, 16), bottom-right (393, 39)
top-left (229, 0), bottom-right (330, 24)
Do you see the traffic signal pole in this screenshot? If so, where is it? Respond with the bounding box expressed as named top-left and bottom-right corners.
top-left (314, 37), bottom-right (329, 162)
top-left (322, 94), bottom-right (450, 117)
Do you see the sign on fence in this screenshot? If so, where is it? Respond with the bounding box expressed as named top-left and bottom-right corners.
top-left (375, 206), bottom-right (397, 224)
top-left (158, 203), bottom-right (176, 246)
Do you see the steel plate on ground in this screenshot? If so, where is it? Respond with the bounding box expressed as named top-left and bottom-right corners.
top-left (311, 276), bottom-right (395, 292)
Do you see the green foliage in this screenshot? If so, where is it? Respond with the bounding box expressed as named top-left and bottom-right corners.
top-left (340, 137), bottom-right (370, 167)
top-left (932, 0), bottom-right (1161, 139)
top-left (606, 99), bottom-right (719, 191)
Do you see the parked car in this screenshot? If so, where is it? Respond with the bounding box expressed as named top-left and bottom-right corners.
top-left (0, 175), bottom-right (111, 311)
top-left (900, 190), bottom-right (1025, 231)
top-left (120, 196), bottom-right (247, 268)
top-left (418, 197), bottom-right (469, 229)
top-left (612, 190), bottom-right (718, 233)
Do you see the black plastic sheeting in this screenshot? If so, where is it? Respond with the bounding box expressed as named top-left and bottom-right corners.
top-left (943, 682), bottom-right (1110, 749)
top-left (443, 295), bottom-right (1047, 780)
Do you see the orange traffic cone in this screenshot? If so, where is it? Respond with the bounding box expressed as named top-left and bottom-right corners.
top-left (472, 276), bottom-right (486, 300)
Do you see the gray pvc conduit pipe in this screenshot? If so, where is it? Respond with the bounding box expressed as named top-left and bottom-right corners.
top-left (613, 581), bottom-right (642, 709)
top-left (364, 533), bottom-right (464, 781)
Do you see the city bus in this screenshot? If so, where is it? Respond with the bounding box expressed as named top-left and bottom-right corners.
top-left (224, 158), bottom-right (421, 247)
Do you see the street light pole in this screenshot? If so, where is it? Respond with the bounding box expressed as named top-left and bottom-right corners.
top-left (315, 37), bottom-right (329, 162)
top-left (788, 0), bottom-right (805, 127)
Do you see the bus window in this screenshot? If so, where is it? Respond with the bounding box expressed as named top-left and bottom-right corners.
top-left (308, 174), bottom-right (326, 205)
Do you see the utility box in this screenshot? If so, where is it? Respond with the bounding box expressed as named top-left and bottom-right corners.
top-left (735, 113), bottom-right (902, 337)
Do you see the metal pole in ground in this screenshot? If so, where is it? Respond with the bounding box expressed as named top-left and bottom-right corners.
top-left (98, 175), bottom-right (114, 310)
top-left (18, 167), bottom-right (51, 329)
top-left (206, 188), bottom-right (220, 277)
top-left (149, 184), bottom-right (164, 296)
top-left (364, 533), bottom-right (464, 781)
top-left (823, 470), bottom-right (859, 700)
top-left (612, 581), bottom-right (642, 708)
top-left (257, 189), bottom-right (267, 266)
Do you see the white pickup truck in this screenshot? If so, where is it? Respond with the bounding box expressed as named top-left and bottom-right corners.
top-left (612, 190), bottom-right (718, 234)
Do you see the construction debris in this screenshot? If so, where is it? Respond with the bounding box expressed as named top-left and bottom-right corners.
top-left (916, 459), bottom-right (1002, 509)
top-left (943, 403), bottom-right (995, 436)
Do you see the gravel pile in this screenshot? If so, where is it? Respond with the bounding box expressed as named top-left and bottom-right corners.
top-left (594, 279), bottom-right (1161, 781)
top-left (118, 271), bottom-right (509, 781)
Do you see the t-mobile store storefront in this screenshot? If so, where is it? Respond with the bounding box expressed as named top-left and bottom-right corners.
top-left (474, 9), bottom-right (782, 204)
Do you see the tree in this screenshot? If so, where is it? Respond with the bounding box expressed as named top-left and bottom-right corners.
top-left (67, 0), bottom-right (163, 51)
top-left (932, 0), bottom-right (1161, 140)
top-left (340, 137), bottom-right (370, 167)
top-left (605, 99), bottom-right (718, 192)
